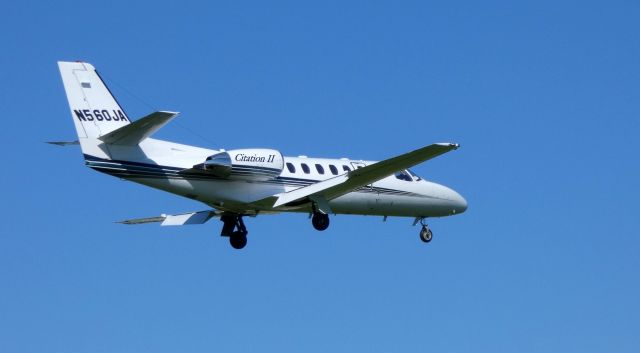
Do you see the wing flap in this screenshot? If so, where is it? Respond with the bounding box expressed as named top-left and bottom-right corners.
top-left (273, 143), bottom-right (460, 208)
top-left (99, 111), bottom-right (179, 145)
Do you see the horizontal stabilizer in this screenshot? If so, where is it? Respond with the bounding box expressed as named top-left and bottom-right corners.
top-left (273, 143), bottom-right (460, 208)
top-left (46, 140), bottom-right (79, 146)
top-left (117, 216), bottom-right (166, 225)
top-left (99, 111), bottom-right (179, 145)
top-left (117, 210), bottom-right (221, 226)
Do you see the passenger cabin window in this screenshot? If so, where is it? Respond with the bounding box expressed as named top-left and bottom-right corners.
top-left (329, 165), bottom-right (338, 175)
top-left (315, 164), bottom-right (325, 174)
top-left (286, 162), bottom-right (296, 173)
top-left (395, 170), bottom-right (413, 181)
top-left (301, 163), bottom-right (310, 174)
top-left (343, 165), bottom-right (351, 172)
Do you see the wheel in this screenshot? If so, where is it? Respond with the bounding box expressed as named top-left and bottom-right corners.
top-left (419, 226), bottom-right (433, 243)
top-left (311, 213), bottom-right (330, 231)
top-left (229, 232), bottom-right (247, 249)
top-left (229, 231), bottom-right (247, 249)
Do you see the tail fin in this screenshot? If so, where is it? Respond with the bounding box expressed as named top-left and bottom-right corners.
top-left (58, 61), bottom-right (180, 160)
top-left (58, 61), bottom-right (131, 140)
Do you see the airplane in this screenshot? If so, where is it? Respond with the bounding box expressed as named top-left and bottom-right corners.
top-left (52, 61), bottom-right (467, 249)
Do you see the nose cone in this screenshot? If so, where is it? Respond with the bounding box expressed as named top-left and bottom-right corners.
top-left (420, 181), bottom-right (468, 216)
top-left (432, 183), bottom-right (467, 215)
top-left (449, 189), bottom-right (468, 215)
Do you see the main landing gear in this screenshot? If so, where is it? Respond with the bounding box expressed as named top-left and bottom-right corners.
top-left (417, 218), bottom-right (433, 243)
top-left (311, 212), bottom-right (330, 231)
top-left (220, 214), bottom-right (248, 249)
top-left (220, 209), bottom-right (331, 249)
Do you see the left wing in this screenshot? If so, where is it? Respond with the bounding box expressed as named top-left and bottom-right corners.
top-left (117, 210), bottom-right (221, 226)
top-left (273, 143), bottom-right (459, 208)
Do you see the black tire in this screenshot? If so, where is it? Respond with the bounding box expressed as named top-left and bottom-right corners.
top-left (419, 227), bottom-right (433, 243)
top-left (312, 213), bottom-right (330, 231)
top-left (229, 231), bottom-right (248, 249)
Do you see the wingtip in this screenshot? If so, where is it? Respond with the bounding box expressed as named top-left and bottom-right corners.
top-left (159, 110), bottom-right (180, 116)
top-left (435, 142), bottom-right (461, 149)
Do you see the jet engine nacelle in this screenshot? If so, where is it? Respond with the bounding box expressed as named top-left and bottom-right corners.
top-left (203, 148), bottom-right (284, 181)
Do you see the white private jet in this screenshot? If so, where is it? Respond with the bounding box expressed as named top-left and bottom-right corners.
top-left (53, 61), bottom-right (467, 249)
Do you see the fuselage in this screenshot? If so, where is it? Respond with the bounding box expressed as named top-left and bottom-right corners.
top-left (85, 138), bottom-right (467, 218)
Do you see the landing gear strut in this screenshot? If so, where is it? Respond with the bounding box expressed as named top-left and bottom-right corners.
top-left (311, 212), bottom-right (330, 231)
top-left (220, 214), bottom-right (248, 249)
top-left (417, 218), bottom-right (433, 243)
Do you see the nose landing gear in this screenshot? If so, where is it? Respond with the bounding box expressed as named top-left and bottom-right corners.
top-left (416, 217), bottom-right (433, 243)
top-left (419, 225), bottom-right (433, 243)
top-left (220, 214), bottom-right (248, 249)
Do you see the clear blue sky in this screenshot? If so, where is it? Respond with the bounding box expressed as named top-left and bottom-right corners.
top-left (1, 1), bottom-right (639, 352)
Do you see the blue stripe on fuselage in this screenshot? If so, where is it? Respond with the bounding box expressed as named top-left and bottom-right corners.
top-left (83, 154), bottom-right (424, 197)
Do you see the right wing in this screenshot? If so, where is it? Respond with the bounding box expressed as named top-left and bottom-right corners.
top-left (273, 143), bottom-right (460, 208)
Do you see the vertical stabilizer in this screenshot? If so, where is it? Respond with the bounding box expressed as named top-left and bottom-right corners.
top-left (58, 61), bottom-right (131, 158)
top-left (58, 61), bottom-right (131, 138)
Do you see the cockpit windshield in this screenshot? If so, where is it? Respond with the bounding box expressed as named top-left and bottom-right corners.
top-left (407, 169), bottom-right (422, 181)
top-left (394, 169), bottom-right (422, 182)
